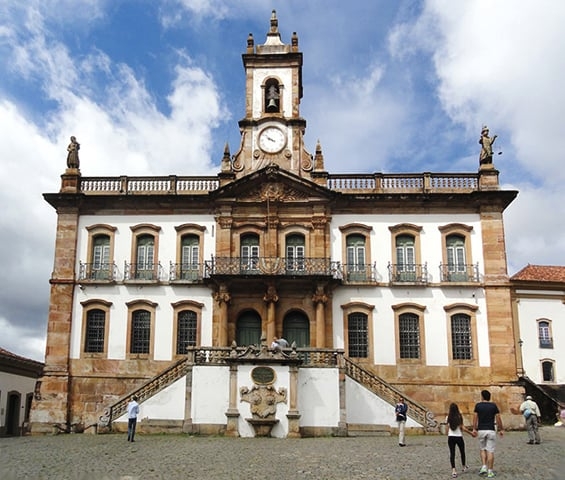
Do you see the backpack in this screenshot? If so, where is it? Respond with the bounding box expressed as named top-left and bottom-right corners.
top-left (523, 408), bottom-right (532, 419)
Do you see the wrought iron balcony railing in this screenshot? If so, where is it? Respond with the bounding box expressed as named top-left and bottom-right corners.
top-left (78, 262), bottom-right (117, 282)
top-left (204, 256), bottom-right (341, 278)
top-left (387, 263), bottom-right (428, 284)
top-left (340, 263), bottom-right (379, 283)
top-left (439, 263), bottom-right (480, 283)
top-left (169, 262), bottom-right (204, 282)
top-left (124, 262), bottom-right (164, 281)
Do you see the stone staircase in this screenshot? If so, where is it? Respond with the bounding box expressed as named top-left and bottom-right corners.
top-left (99, 347), bottom-right (437, 434)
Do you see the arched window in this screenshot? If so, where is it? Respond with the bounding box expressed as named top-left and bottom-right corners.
top-left (84, 224), bottom-right (116, 281)
top-left (176, 310), bottom-right (197, 354)
top-left (446, 235), bottom-right (467, 280)
top-left (241, 234), bottom-right (260, 271)
top-left (236, 311), bottom-right (262, 346)
top-left (399, 313), bottom-right (420, 359)
top-left (348, 312), bottom-right (368, 358)
top-left (396, 235), bottom-right (416, 281)
top-left (136, 235), bottom-right (155, 279)
top-left (346, 234), bottom-right (366, 281)
top-left (84, 309), bottom-right (105, 353)
top-left (130, 310), bottom-right (151, 354)
top-left (283, 311), bottom-right (310, 347)
top-left (538, 320), bottom-right (553, 348)
top-left (91, 235), bottom-right (111, 279)
top-left (451, 313), bottom-right (472, 360)
top-left (180, 234), bottom-right (200, 280)
top-left (286, 234), bottom-right (305, 271)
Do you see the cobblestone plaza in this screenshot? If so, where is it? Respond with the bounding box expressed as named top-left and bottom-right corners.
top-left (1, 428), bottom-right (564, 479)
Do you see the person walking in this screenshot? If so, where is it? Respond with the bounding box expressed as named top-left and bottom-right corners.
top-left (472, 389), bottom-right (504, 478)
top-left (446, 402), bottom-right (476, 478)
top-left (127, 395), bottom-right (140, 442)
top-left (519, 395), bottom-right (541, 444)
top-left (395, 397), bottom-right (408, 446)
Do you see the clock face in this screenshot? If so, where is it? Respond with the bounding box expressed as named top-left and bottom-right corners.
top-left (258, 126), bottom-right (286, 153)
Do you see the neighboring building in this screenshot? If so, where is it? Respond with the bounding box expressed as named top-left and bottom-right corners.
top-left (30, 12), bottom-right (524, 436)
top-left (511, 265), bottom-right (565, 421)
top-left (0, 348), bottom-right (43, 436)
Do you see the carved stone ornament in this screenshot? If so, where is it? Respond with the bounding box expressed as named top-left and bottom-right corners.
top-left (240, 384), bottom-right (287, 419)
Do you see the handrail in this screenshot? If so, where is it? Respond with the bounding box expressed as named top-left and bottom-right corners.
top-left (343, 357), bottom-right (437, 431)
top-left (99, 357), bottom-right (190, 427)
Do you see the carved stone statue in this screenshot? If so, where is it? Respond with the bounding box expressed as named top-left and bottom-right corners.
top-left (66, 136), bottom-right (80, 169)
top-left (479, 126), bottom-right (497, 165)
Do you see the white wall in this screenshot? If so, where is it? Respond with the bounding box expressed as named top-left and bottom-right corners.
top-left (516, 292), bottom-right (565, 384)
top-left (0, 371), bottom-right (36, 429)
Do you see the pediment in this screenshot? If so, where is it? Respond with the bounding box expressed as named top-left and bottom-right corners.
top-left (211, 165), bottom-right (336, 204)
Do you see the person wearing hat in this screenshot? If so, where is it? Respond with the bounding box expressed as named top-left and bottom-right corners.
top-left (519, 394), bottom-right (541, 444)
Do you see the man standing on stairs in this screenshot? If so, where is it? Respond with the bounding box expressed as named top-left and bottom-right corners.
top-left (395, 397), bottom-right (408, 446)
top-left (127, 395), bottom-right (140, 442)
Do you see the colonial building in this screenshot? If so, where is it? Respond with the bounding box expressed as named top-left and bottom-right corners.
top-left (30, 12), bottom-right (525, 436)
top-left (511, 265), bottom-right (565, 421)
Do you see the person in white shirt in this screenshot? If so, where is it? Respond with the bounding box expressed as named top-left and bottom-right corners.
top-left (519, 395), bottom-right (541, 444)
top-left (446, 402), bottom-right (476, 478)
top-left (127, 395), bottom-right (140, 442)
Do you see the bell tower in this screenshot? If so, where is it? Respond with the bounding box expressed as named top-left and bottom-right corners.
top-left (232, 10), bottom-right (315, 178)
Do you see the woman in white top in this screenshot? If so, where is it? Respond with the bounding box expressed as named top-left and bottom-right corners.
top-left (447, 402), bottom-right (476, 478)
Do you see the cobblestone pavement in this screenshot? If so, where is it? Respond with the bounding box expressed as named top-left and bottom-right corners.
top-left (1, 427), bottom-right (564, 480)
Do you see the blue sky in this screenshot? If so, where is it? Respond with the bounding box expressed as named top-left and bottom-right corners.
top-left (1, 0), bottom-right (565, 361)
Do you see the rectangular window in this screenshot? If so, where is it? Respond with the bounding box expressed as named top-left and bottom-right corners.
top-left (85, 310), bottom-right (105, 353)
top-left (176, 311), bottom-right (197, 355)
top-left (399, 313), bottom-right (420, 359)
top-left (348, 313), bottom-right (368, 358)
top-left (131, 310), bottom-right (151, 354)
top-left (451, 314), bottom-right (472, 360)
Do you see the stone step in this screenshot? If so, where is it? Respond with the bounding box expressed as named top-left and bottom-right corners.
top-left (347, 423), bottom-right (391, 437)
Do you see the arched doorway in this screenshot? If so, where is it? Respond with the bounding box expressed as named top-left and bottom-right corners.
top-left (6, 392), bottom-right (21, 436)
top-left (236, 310), bottom-right (262, 346)
top-left (283, 311), bottom-right (310, 347)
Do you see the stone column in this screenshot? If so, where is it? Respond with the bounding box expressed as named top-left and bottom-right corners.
top-left (30, 206), bottom-right (80, 434)
top-left (312, 284), bottom-right (328, 348)
top-left (214, 284), bottom-right (231, 346)
top-left (263, 282), bottom-right (279, 342)
top-left (286, 365), bottom-right (301, 438)
top-left (225, 363), bottom-right (240, 437)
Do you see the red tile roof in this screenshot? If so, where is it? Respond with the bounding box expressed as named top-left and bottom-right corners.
top-left (511, 264), bottom-right (565, 283)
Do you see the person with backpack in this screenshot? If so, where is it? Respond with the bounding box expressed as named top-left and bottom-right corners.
top-left (519, 395), bottom-right (541, 444)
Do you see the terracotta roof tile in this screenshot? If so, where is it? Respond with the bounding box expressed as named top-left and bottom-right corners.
top-left (511, 264), bottom-right (565, 283)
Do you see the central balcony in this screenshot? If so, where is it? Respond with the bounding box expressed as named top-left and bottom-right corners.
top-left (205, 257), bottom-right (341, 278)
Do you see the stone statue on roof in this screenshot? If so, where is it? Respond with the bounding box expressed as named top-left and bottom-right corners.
top-left (66, 136), bottom-right (80, 169)
top-left (479, 126), bottom-right (497, 165)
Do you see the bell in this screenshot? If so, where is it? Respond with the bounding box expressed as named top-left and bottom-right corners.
top-left (266, 98), bottom-right (278, 111)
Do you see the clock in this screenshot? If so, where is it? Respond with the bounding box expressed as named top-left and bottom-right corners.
top-left (258, 126), bottom-right (286, 153)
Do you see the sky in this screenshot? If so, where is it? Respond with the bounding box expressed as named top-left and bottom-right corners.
top-left (1, 0), bottom-right (564, 362)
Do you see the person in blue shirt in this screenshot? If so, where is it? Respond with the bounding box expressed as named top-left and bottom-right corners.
top-left (395, 397), bottom-right (408, 446)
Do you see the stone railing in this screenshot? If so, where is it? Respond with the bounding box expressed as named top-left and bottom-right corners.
top-left (80, 176), bottom-right (219, 195)
top-left (327, 173), bottom-right (479, 193)
top-left (343, 357), bottom-right (437, 431)
top-left (76, 172), bottom-right (482, 196)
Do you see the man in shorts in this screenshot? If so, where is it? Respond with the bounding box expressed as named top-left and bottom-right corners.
top-left (472, 389), bottom-right (504, 478)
